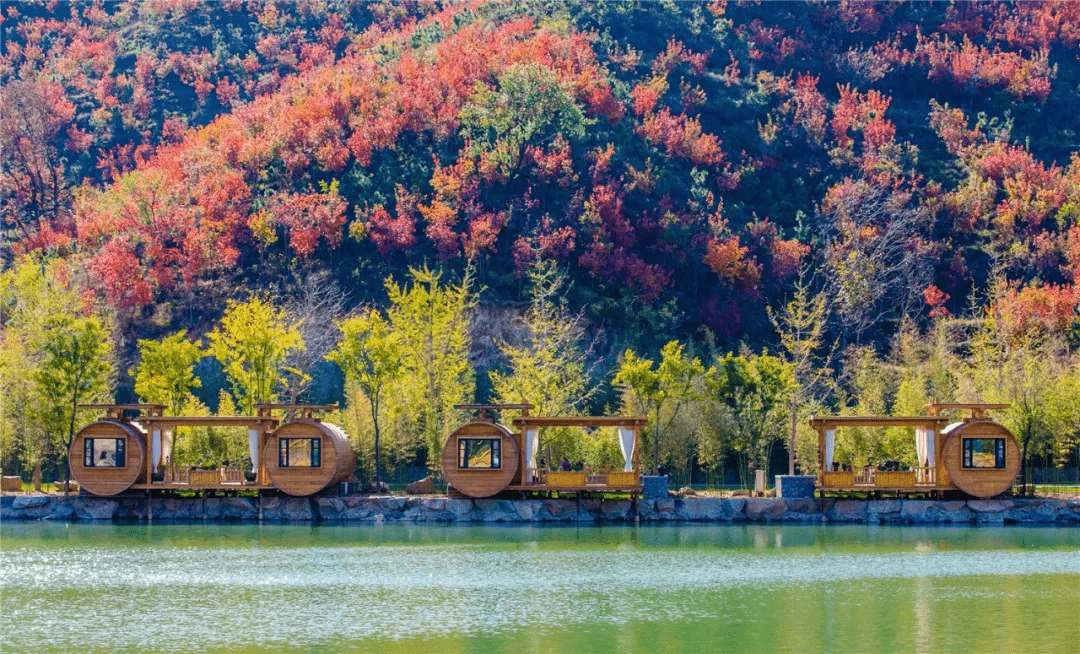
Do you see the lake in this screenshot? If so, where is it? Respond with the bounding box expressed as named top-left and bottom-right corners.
top-left (2, 522), bottom-right (1078, 653)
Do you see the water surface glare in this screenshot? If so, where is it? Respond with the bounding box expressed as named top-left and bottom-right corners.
top-left (2, 523), bottom-right (1078, 653)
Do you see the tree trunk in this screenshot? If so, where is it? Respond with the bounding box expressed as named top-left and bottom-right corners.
top-left (371, 395), bottom-right (381, 485)
top-left (66, 395), bottom-right (78, 496)
top-left (33, 463), bottom-right (42, 492)
top-left (652, 414), bottom-right (661, 475)
top-left (789, 397), bottom-right (797, 476)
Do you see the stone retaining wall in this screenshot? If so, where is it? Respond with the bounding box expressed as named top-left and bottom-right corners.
top-left (3, 494), bottom-right (1079, 524)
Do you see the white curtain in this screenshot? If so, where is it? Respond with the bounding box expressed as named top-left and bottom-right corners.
top-left (925, 428), bottom-right (935, 468)
top-left (618, 427), bottom-right (636, 472)
top-left (824, 429), bottom-right (835, 471)
top-left (248, 428), bottom-right (260, 471)
top-left (525, 428), bottom-right (538, 483)
top-left (161, 428), bottom-right (173, 467)
top-left (151, 428), bottom-right (162, 469)
top-left (915, 427), bottom-right (927, 467)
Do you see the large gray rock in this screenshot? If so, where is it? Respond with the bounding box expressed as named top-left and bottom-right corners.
top-left (677, 498), bottom-right (724, 521)
top-left (653, 498), bottom-right (677, 521)
top-left (745, 498), bottom-right (787, 520)
top-left (261, 496), bottom-right (314, 521)
top-left (1003, 499), bottom-right (1067, 523)
top-left (44, 499), bottom-right (76, 520)
top-left (315, 497), bottom-right (346, 520)
top-left (541, 499), bottom-right (577, 521)
top-left (12, 495), bottom-right (49, 509)
top-left (73, 498), bottom-right (117, 520)
top-left (866, 500), bottom-right (902, 517)
top-left (205, 497), bottom-right (257, 520)
top-left (722, 497), bottom-right (747, 520)
top-left (898, 501), bottom-right (972, 523)
top-left (10, 495), bottom-right (51, 519)
top-left (781, 498), bottom-right (820, 520)
top-left (154, 497), bottom-right (204, 520)
top-left (600, 499), bottom-right (634, 520)
top-left (474, 499), bottom-right (516, 522)
top-left (446, 499), bottom-right (475, 518)
top-left (513, 500), bottom-right (543, 521)
top-left (825, 500), bottom-right (867, 522)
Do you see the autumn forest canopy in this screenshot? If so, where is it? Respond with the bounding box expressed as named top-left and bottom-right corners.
top-left (3, 1), bottom-right (1080, 486)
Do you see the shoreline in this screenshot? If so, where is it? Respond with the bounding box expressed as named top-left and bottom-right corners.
top-left (3, 494), bottom-right (1079, 525)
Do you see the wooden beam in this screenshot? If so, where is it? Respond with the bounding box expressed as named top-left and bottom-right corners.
top-left (923, 403), bottom-right (1009, 418)
top-left (808, 416), bottom-right (951, 428)
top-left (512, 416), bottom-right (648, 428)
top-left (139, 416), bottom-right (279, 428)
top-left (80, 403), bottom-right (166, 418)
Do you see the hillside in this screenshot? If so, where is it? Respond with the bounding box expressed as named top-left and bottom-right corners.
top-left (3, 0), bottom-right (1080, 368)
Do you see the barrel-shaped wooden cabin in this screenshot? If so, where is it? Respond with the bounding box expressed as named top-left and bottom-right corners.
top-left (262, 419), bottom-right (355, 496)
top-left (68, 405), bottom-right (162, 496)
top-left (443, 404), bottom-right (647, 498)
top-left (811, 403), bottom-right (1020, 499)
top-left (70, 404), bottom-right (354, 497)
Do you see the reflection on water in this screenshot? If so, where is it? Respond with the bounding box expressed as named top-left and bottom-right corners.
top-left (2, 523), bottom-right (1078, 653)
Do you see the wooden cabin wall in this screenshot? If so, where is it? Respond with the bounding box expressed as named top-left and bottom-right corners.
top-left (68, 421), bottom-right (146, 496)
top-left (263, 420), bottom-right (355, 496)
top-left (442, 422), bottom-right (519, 498)
top-left (941, 421), bottom-right (1021, 498)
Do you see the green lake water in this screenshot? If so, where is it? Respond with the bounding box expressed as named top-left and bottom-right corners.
top-left (1, 522), bottom-right (1078, 654)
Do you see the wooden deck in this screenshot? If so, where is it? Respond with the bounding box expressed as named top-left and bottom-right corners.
top-left (507, 469), bottom-right (643, 494)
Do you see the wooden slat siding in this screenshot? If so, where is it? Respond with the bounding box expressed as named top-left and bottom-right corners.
top-left (606, 471), bottom-right (638, 486)
top-left (820, 471), bottom-right (854, 488)
top-left (441, 421), bottom-right (519, 498)
top-left (941, 421), bottom-right (1021, 498)
top-left (546, 471), bottom-right (586, 487)
top-left (68, 421), bottom-right (146, 496)
top-left (263, 420), bottom-right (355, 497)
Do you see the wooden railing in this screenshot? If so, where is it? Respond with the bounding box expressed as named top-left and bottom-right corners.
top-left (854, 467), bottom-right (876, 487)
top-left (220, 465), bottom-right (244, 484)
top-left (161, 465), bottom-right (248, 486)
top-left (914, 466), bottom-right (937, 486)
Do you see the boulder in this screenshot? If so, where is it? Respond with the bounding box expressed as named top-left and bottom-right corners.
top-left (44, 500), bottom-right (76, 520)
top-left (967, 499), bottom-right (1009, 513)
top-left (513, 500), bottom-right (542, 521)
top-left (154, 497), bottom-right (203, 520)
top-left (12, 495), bottom-right (49, 509)
top-left (600, 500), bottom-right (633, 520)
top-left (722, 497), bottom-right (748, 520)
top-left (678, 498), bottom-right (724, 521)
top-left (653, 498), bottom-right (677, 520)
top-left (406, 477), bottom-right (436, 495)
top-left (826, 500), bottom-right (867, 522)
top-left (744, 498), bottom-right (788, 520)
top-left (782, 499), bottom-right (820, 518)
top-left (261, 496), bottom-right (314, 521)
top-left (541, 499), bottom-right (576, 520)
top-left (73, 498), bottom-right (117, 521)
top-left (898, 501), bottom-right (972, 523)
top-left (446, 499), bottom-right (475, 517)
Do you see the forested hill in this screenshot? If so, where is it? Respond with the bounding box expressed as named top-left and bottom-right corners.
top-left (4, 0), bottom-right (1080, 358)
